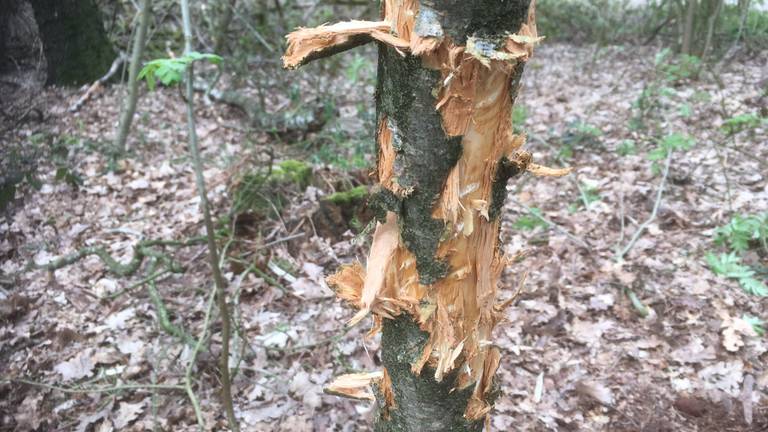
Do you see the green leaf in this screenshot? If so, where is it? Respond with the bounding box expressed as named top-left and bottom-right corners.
top-left (743, 315), bottom-right (766, 336)
top-left (707, 252), bottom-right (768, 297)
top-left (139, 52), bottom-right (223, 90)
top-left (513, 207), bottom-right (548, 231)
top-left (741, 277), bottom-right (768, 297)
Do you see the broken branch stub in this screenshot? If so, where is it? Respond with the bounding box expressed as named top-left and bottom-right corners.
top-left (284, 0), bottom-right (566, 429)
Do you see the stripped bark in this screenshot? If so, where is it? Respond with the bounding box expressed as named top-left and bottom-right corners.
top-left (286, 1), bottom-right (567, 430)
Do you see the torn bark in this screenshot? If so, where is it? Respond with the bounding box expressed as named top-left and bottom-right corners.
top-left (284, 1), bottom-right (567, 430)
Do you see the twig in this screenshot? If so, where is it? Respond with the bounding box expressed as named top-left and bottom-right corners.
top-left (624, 287), bottom-right (650, 318)
top-left (106, 268), bottom-right (171, 299)
top-left (509, 200), bottom-right (590, 249)
top-left (616, 151), bottom-right (673, 260)
top-left (180, 0), bottom-right (238, 429)
top-left (29, 238), bottom-right (202, 276)
top-left (262, 232), bottom-right (306, 248)
top-left (184, 285), bottom-right (217, 432)
top-left (617, 188), bottom-right (626, 247)
top-left (145, 259), bottom-right (196, 346)
top-left (69, 53), bottom-right (128, 112)
top-left (8, 379), bottom-right (184, 394)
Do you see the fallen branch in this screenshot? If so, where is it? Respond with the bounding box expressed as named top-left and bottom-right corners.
top-left (69, 53), bottom-right (128, 113)
top-left (616, 151), bottom-right (673, 260)
top-left (193, 81), bottom-right (327, 135)
top-left (145, 258), bottom-right (196, 346)
top-left (29, 238), bottom-right (203, 276)
top-left (8, 378), bottom-right (184, 394)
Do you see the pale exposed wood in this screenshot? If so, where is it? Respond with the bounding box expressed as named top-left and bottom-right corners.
top-left (283, 20), bottom-right (408, 69)
top-left (324, 371), bottom-right (384, 401)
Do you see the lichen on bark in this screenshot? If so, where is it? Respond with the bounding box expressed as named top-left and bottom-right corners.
top-left (376, 44), bottom-right (463, 285)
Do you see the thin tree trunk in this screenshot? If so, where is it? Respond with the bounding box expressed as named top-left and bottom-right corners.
top-left (179, 1), bottom-right (238, 431)
top-left (681, 0), bottom-right (697, 55)
top-left (284, 1), bottom-right (563, 430)
top-left (213, 0), bottom-right (236, 54)
top-left (114, 0), bottom-right (151, 154)
top-left (701, 0), bottom-right (723, 60)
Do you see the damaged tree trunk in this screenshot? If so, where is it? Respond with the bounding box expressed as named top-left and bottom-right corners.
top-left (284, 1), bottom-right (565, 430)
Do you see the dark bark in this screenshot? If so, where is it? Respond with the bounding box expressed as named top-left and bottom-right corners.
top-left (376, 316), bottom-right (482, 432)
top-left (375, 44), bottom-right (463, 285)
top-left (29, 0), bottom-right (115, 85)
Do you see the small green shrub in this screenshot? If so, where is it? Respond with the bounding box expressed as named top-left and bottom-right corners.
top-left (655, 49), bottom-right (702, 82)
top-left (706, 252), bottom-right (768, 296)
top-left (569, 183), bottom-right (601, 213)
top-left (513, 207), bottom-right (548, 231)
top-left (721, 113), bottom-right (766, 136)
top-left (648, 133), bottom-right (695, 174)
top-left (714, 213), bottom-right (768, 253)
top-left (616, 139), bottom-right (637, 156)
top-left (744, 315), bottom-right (766, 336)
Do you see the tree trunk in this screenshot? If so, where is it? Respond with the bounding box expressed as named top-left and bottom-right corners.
top-left (681, 0), bottom-right (696, 55)
top-left (114, 0), bottom-right (151, 154)
top-left (29, 0), bottom-right (115, 85)
top-left (284, 1), bottom-right (559, 430)
top-left (214, 0), bottom-right (237, 54)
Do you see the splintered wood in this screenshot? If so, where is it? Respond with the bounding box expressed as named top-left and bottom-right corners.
top-left (284, 0), bottom-right (568, 423)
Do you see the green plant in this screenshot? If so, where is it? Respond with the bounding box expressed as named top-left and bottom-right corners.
top-left (706, 252), bottom-right (768, 296)
top-left (616, 139), bottom-right (637, 156)
top-left (231, 160), bottom-right (313, 216)
top-left (563, 120), bottom-right (603, 148)
top-left (513, 207), bottom-right (548, 230)
top-left (139, 52), bottom-right (223, 90)
top-left (345, 54), bottom-right (372, 83)
top-left (648, 133), bottom-right (695, 174)
top-left (721, 113), bottom-right (766, 135)
top-left (714, 213), bottom-right (768, 253)
top-left (569, 183), bottom-right (601, 213)
top-left (744, 315), bottom-right (766, 336)
top-left (324, 186), bottom-right (368, 206)
top-left (678, 103), bottom-right (693, 118)
top-left (655, 48), bottom-right (702, 82)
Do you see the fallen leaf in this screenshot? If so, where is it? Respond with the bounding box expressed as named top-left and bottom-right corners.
top-left (112, 400), bottom-right (146, 429)
top-left (55, 349), bottom-right (95, 381)
top-left (575, 380), bottom-right (614, 406)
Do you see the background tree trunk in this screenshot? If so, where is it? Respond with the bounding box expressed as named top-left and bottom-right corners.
top-left (29, 0), bottom-right (115, 85)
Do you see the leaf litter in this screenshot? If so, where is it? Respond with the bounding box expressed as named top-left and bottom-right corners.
top-left (0, 42), bottom-right (767, 431)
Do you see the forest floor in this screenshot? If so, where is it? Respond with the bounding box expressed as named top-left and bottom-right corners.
top-left (1, 43), bottom-right (768, 432)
